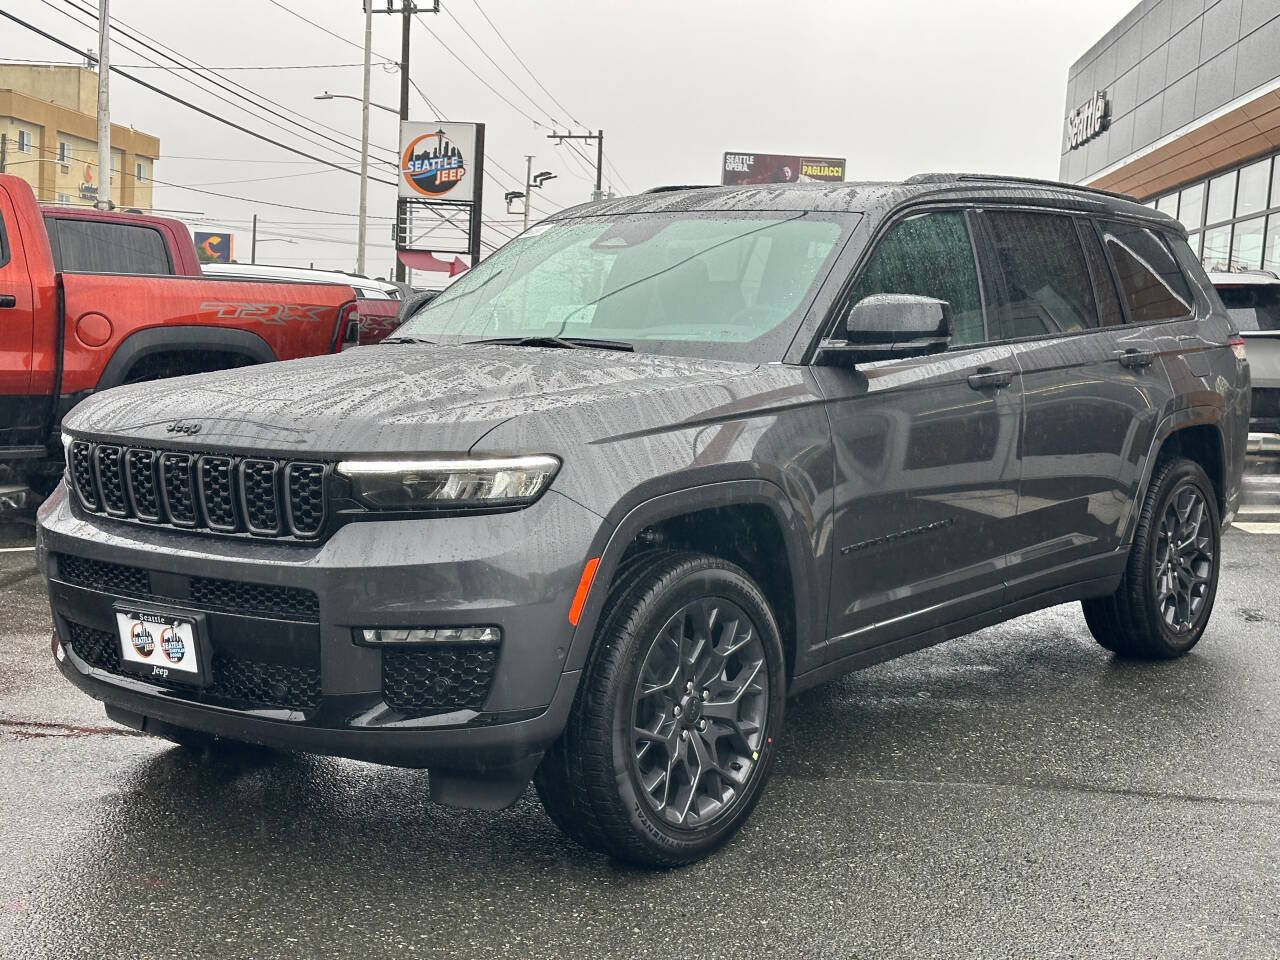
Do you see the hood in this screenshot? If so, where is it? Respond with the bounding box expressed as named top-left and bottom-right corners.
top-left (64, 344), bottom-right (757, 456)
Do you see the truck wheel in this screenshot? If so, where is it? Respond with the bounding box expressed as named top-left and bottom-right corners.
top-left (1082, 457), bottom-right (1221, 659)
top-left (535, 551), bottom-right (786, 867)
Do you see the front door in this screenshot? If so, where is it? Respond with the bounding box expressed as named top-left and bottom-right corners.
top-left (814, 208), bottom-right (1022, 660)
top-left (0, 181), bottom-right (41, 448)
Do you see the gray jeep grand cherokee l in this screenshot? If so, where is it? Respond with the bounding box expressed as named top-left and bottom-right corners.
top-left (38, 174), bottom-right (1249, 866)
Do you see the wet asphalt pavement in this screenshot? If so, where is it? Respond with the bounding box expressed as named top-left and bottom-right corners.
top-left (0, 502), bottom-right (1277, 960)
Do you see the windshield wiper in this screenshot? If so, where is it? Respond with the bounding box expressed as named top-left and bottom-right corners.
top-left (380, 336), bottom-right (437, 345)
top-left (471, 336), bottom-right (634, 352)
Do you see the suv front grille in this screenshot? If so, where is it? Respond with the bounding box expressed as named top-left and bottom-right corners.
top-left (65, 621), bottom-right (321, 712)
top-left (69, 440), bottom-right (328, 540)
top-left (55, 553), bottom-right (320, 622)
top-left (382, 646), bottom-right (499, 717)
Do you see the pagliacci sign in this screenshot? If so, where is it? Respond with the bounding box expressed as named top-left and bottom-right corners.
top-left (1066, 91), bottom-right (1110, 150)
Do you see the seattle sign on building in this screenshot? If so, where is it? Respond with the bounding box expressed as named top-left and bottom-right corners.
top-left (1066, 91), bottom-right (1110, 151)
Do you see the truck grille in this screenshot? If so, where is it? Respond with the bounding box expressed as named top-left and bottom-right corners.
top-left (65, 621), bottom-right (321, 713)
top-left (55, 553), bottom-right (320, 622)
top-left (68, 440), bottom-right (328, 540)
top-left (382, 646), bottom-right (499, 717)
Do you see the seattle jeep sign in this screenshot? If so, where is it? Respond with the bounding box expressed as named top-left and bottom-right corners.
top-left (1066, 91), bottom-right (1110, 150)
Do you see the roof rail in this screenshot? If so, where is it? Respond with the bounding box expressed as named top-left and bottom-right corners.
top-left (642, 184), bottom-right (720, 194)
top-left (904, 172), bottom-right (1138, 204)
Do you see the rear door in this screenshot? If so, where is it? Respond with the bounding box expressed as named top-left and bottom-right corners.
top-left (982, 209), bottom-right (1178, 599)
top-left (813, 207), bottom-right (1023, 659)
top-left (0, 181), bottom-right (42, 447)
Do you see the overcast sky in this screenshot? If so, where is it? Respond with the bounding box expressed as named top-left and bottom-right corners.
top-left (3, 0), bottom-right (1133, 278)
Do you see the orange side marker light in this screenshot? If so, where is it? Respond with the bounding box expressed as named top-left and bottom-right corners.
top-left (568, 557), bottom-right (601, 627)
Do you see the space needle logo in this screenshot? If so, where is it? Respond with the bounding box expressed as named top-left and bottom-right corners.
top-left (401, 128), bottom-right (467, 197)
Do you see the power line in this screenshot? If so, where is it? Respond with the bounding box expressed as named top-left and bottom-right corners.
top-left (263, 0), bottom-right (399, 67)
top-left (412, 13), bottom-right (542, 127)
top-left (51, 0), bottom-right (398, 166)
top-left (439, 4), bottom-right (561, 126)
top-left (464, 0), bottom-right (585, 129)
top-left (1, 56), bottom-right (374, 69)
top-left (0, 8), bottom-right (401, 187)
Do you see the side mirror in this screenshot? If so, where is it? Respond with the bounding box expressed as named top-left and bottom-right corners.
top-left (819, 293), bottom-right (952, 363)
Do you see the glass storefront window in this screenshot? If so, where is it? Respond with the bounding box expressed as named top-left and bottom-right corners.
top-left (1265, 215), bottom-right (1280, 274)
top-left (1203, 225), bottom-right (1232, 272)
top-left (1179, 182), bottom-right (1206, 231)
top-left (1206, 171), bottom-right (1237, 225)
top-left (1156, 193), bottom-right (1179, 217)
top-left (1187, 231), bottom-right (1203, 257)
top-left (1231, 216), bottom-right (1266, 270)
top-left (1236, 159), bottom-right (1271, 219)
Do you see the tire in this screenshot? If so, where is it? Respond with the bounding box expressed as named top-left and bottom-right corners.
top-left (535, 551), bottom-right (787, 867)
top-left (1082, 457), bottom-right (1221, 659)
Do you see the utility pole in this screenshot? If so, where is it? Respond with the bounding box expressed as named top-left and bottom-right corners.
top-left (251, 214), bottom-right (258, 265)
top-left (356, 1), bottom-right (373, 276)
top-left (523, 155), bottom-right (533, 231)
top-left (547, 129), bottom-right (606, 201)
top-left (94, 0), bottom-right (111, 210)
top-left (370, 1), bottom-right (439, 281)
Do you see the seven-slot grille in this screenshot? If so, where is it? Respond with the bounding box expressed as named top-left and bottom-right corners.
top-left (68, 440), bottom-right (328, 539)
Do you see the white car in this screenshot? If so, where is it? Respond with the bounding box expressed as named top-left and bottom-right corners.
top-left (202, 262), bottom-right (402, 301)
top-left (1209, 271), bottom-right (1279, 453)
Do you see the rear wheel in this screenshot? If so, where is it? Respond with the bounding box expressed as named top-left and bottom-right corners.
top-left (535, 551), bottom-right (786, 867)
top-left (1082, 457), bottom-right (1220, 658)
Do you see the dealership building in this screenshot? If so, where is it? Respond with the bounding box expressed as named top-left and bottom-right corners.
top-left (1061, 0), bottom-right (1280, 273)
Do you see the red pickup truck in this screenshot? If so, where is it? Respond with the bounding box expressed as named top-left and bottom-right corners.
top-left (0, 174), bottom-right (359, 491)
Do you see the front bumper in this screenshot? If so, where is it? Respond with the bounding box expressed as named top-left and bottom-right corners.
top-left (37, 486), bottom-right (602, 801)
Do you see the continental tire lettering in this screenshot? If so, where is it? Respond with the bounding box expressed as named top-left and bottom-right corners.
top-left (199, 302), bottom-right (331, 325)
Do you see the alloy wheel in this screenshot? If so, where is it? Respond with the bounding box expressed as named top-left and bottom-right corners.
top-left (1154, 483), bottom-right (1214, 633)
top-left (629, 597), bottom-right (769, 829)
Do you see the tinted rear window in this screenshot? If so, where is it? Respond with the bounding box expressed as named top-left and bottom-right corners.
top-left (1100, 221), bottom-right (1193, 324)
top-left (1216, 283), bottom-right (1280, 331)
top-left (44, 217), bottom-right (172, 275)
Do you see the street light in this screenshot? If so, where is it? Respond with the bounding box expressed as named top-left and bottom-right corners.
top-left (315, 79), bottom-right (400, 276)
top-left (314, 91), bottom-right (399, 115)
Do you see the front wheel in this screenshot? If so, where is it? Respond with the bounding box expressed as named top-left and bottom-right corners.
top-left (1082, 457), bottom-right (1221, 658)
top-left (535, 552), bottom-right (786, 867)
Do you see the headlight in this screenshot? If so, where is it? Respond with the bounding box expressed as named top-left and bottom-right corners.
top-left (336, 455), bottom-right (560, 510)
top-left (61, 431), bottom-right (73, 457)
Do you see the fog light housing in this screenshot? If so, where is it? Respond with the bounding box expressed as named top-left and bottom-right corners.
top-left (357, 626), bottom-right (501, 646)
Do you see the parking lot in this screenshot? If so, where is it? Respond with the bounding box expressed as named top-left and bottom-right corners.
top-left (0, 481), bottom-right (1275, 960)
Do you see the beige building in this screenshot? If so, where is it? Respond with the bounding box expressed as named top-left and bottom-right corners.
top-left (0, 64), bottom-right (158, 211)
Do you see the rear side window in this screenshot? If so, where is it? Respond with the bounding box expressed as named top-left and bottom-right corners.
top-left (0, 205), bottom-right (8, 269)
top-left (983, 210), bottom-right (1098, 339)
top-left (1100, 221), bottom-right (1193, 324)
top-left (44, 217), bottom-right (171, 275)
top-left (847, 210), bottom-right (986, 345)
top-left (1216, 284), bottom-right (1280, 331)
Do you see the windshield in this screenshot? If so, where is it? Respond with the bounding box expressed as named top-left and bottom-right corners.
top-left (1217, 283), bottom-right (1280, 331)
top-left (397, 211), bottom-right (851, 360)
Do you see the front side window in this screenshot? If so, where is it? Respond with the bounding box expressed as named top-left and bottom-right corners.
top-left (398, 211), bottom-right (850, 361)
top-left (983, 210), bottom-right (1098, 339)
top-left (845, 210), bottom-right (985, 345)
top-left (1101, 221), bottom-right (1193, 324)
top-left (47, 219), bottom-right (171, 275)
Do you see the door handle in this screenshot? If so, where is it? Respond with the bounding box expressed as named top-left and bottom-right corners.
top-left (967, 367), bottom-right (1014, 390)
top-left (0, 295), bottom-right (16, 308)
top-left (1116, 348), bottom-right (1155, 369)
